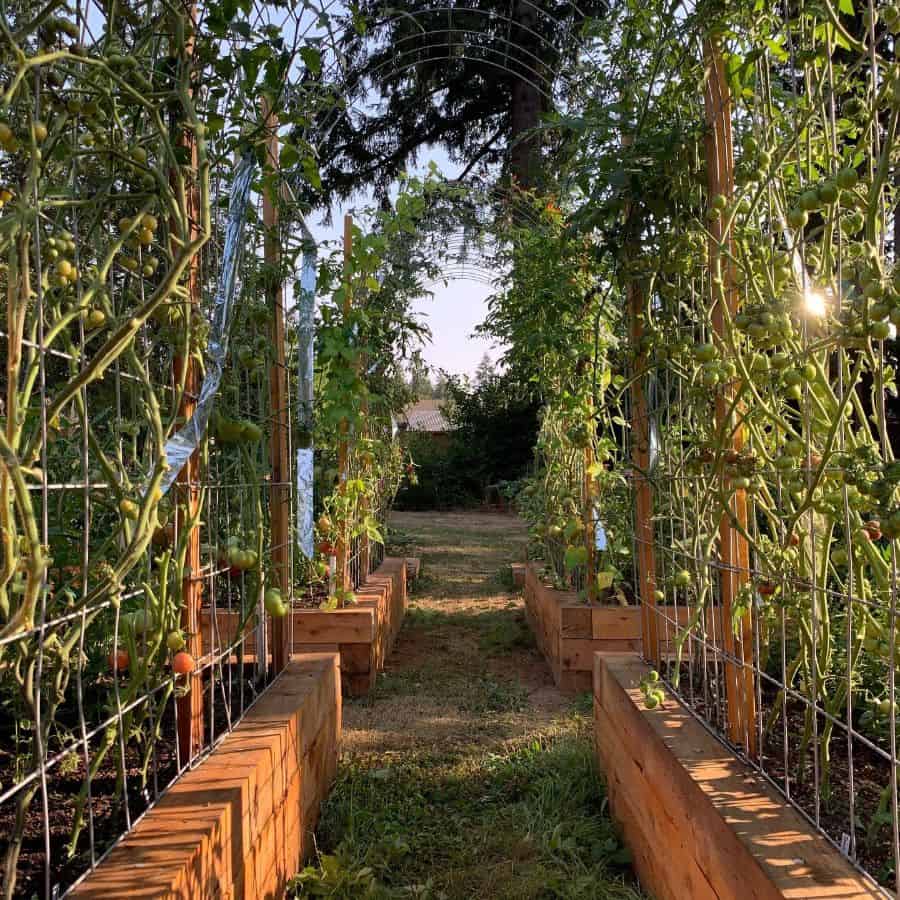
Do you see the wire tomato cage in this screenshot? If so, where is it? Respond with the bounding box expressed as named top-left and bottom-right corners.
top-left (0, 0), bottom-right (346, 895)
top-left (617, 8), bottom-right (900, 895)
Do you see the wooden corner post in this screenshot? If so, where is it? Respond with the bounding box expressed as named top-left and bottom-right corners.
top-left (628, 279), bottom-right (660, 668)
top-left (583, 432), bottom-right (598, 603)
top-left (173, 0), bottom-right (203, 765)
top-left (263, 100), bottom-right (291, 673)
top-left (703, 38), bottom-right (756, 757)
top-left (336, 214), bottom-right (353, 593)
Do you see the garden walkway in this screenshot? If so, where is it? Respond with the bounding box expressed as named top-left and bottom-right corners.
top-left (292, 510), bottom-right (642, 899)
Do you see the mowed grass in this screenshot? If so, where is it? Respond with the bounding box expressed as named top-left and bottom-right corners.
top-left (289, 511), bottom-right (642, 900)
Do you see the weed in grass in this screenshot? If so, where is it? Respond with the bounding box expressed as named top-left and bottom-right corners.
top-left (457, 675), bottom-right (529, 714)
top-left (476, 611), bottom-right (533, 654)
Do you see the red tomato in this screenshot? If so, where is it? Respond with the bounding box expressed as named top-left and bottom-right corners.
top-left (173, 651), bottom-right (195, 675)
top-left (864, 520), bottom-right (882, 541)
top-left (108, 649), bottom-right (129, 672)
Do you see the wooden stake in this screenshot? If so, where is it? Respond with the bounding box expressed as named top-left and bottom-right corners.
top-left (173, 2), bottom-right (203, 765)
top-left (335, 214), bottom-right (353, 593)
top-left (703, 38), bottom-right (756, 757)
top-left (620, 124), bottom-right (660, 666)
top-left (629, 280), bottom-right (660, 668)
top-left (583, 442), bottom-right (598, 603)
top-left (263, 100), bottom-right (291, 673)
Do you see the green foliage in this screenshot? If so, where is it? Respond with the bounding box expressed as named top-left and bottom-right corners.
top-left (395, 371), bottom-right (540, 509)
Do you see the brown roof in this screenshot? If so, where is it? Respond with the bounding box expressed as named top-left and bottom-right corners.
top-left (401, 399), bottom-right (451, 433)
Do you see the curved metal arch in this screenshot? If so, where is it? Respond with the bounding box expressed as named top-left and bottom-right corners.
top-left (360, 36), bottom-right (559, 98)
top-left (362, 4), bottom-right (587, 77)
top-left (308, 0), bottom-right (601, 157)
top-left (380, 27), bottom-right (556, 76)
top-left (303, 0), bottom-right (601, 86)
top-left (393, 177), bottom-right (557, 291)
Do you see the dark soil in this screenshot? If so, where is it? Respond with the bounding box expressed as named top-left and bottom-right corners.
top-left (0, 662), bottom-right (268, 898)
top-left (0, 714), bottom-right (178, 899)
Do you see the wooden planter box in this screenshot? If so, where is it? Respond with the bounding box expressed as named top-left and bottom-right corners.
top-left (524, 561), bottom-right (642, 693)
top-left (201, 557), bottom-right (410, 696)
top-left (593, 654), bottom-right (881, 900)
top-left (71, 653), bottom-right (341, 900)
top-left (523, 562), bottom-right (694, 693)
top-left (511, 562), bottom-right (526, 588)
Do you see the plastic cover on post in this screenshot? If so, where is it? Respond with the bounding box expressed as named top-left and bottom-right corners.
top-left (295, 218), bottom-right (317, 559)
top-left (158, 154), bottom-right (255, 496)
top-left (647, 371), bottom-right (660, 474)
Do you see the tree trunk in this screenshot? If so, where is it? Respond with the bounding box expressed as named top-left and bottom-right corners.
top-left (509, 0), bottom-right (541, 187)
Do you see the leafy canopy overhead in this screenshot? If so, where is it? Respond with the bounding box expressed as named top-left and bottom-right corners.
top-left (300, 0), bottom-right (605, 206)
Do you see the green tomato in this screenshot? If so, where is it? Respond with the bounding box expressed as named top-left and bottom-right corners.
top-left (167, 630), bottom-right (186, 652)
top-left (870, 320), bottom-right (892, 340)
top-left (787, 208), bottom-right (808, 229)
top-left (673, 569), bottom-right (692, 588)
top-left (817, 181), bottom-right (839, 205)
top-left (799, 190), bottom-right (820, 211)
top-left (240, 421), bottom-right (263, 442)
top-left (871, 302), bottom-right (891, 321)
top-left (863, 280), bottom-right (884, 299)
top-left (264, 587), bottom-right (288, 618)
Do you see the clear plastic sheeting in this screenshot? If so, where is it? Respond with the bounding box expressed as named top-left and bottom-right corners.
top-left (594, 515), bottom-right (607, 551)
top-left (296, 218), bottom-right (317, 559)
top-left (158, 154), bottom-right (256, 496)
top-left (647, 371), bottom-right (660, 474)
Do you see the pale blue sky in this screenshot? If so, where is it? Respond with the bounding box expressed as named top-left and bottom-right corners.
top-left (307, 147), bottom-right (504, 379)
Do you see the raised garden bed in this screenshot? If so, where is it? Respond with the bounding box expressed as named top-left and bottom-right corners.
top-left (524, 561), bottom-right (690, 693)
top-left (511, 562), bottom-right (526, 588)
top-left (201, 557), bottom-right (411, 696)
top-left (593, 653), bottom-right (882, 900)
top-left (70, 653), bottom-right (341, 899)
top-left (524, 561), bottom-right (642, 693)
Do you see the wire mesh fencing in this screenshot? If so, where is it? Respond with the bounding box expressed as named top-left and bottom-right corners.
top-left (0, 2), bottom-right (330, 894)
top-left (621, 33), bottom-right (900, 895)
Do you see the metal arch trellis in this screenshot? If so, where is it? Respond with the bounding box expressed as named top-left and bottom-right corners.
top-left (302, 0), bottom-right (606, 182)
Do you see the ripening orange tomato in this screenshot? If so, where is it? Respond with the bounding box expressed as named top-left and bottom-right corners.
top-left (172, 651), bottom-right (195, 675)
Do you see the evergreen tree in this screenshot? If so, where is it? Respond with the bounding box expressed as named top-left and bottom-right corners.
top-left (474, 352), bottom-right (495, 386)
top-left (407, 353), bottom-right (433, 399)
top-left (298, 0), bottom-right (605, 206)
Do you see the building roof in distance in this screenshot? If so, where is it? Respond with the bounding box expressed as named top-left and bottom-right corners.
top-left (400, 398), bottom-right (451, 433)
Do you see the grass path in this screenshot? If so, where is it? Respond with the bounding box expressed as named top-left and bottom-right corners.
top-left (289, 511), bottom-right (642, 900)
